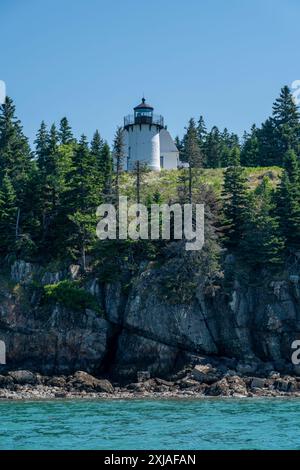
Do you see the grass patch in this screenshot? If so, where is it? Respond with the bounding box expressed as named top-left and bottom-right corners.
top-left (119, 167), bottom-right (282, 202)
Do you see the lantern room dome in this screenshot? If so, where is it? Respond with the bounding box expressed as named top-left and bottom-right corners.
top-left (133, 97), bottom-right (154, 111)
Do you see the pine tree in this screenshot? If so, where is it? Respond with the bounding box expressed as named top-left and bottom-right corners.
top-left (0, 174), bottom-right (17, 254)
top-left (0, 97), bottom-right (32, 183)
top-left (205, 126), bottom-right (222, 168)
top-left (256, 86), bottom-right (300, 166)
top-left (240, 125), bottom-right (259, 167)
top-left (99, 142), bottom-right (113, 199)
top-left (275, 149), bottom-right (300, 251)
top-left (272, 85), bottom-right (300, 156)
top-left (240, 178), bottom-right (284, 269)
top-left (227, 146), bottom-right (241, 166)
top-left (59, 117), bottom-right (74, 145)
top-left (222, 161), bottom-right (248, 247)
top-left (174, 136), bottom-right (183, 152)
top-left (63, 135), bottom-right (99, 267)
top-left (0, 97), bottom-right (34, 251)
top-left (182, 118), bottom-right (203, 168)
top-left (257, 118), bottom-right (278, 166)
top-left (197, 116), bottom-right (207, 143)
top-left (35, 123), bottom-right (73, 255)
top-left (90, 130), bottom-right (105, 195)
top-left (35, 121), bottom-right (49, 169)
top-left (91, 130), bottom-right (104, 170)
top-left (112, 127), bottom-right (125, 201)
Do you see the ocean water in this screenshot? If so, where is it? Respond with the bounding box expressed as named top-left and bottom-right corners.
top-left (0, 398), bottom-right (299, 450)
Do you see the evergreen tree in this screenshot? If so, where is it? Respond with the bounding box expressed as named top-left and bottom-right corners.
top-left (99, 142), bottom-right (113, 199)
top-left (174, 136), bottom-right (183, 152)
top-left (222, 161), bottom-right (248, 247)
top-left (256, 86), bottom-right (300, 166)
top-left (35, 121), bottom-right (49, 168)
top-left (63, 135), bottom-right (99, 267)
top-left (257, 118), bottom-right (278, 166)
top-left (227, 146), bottom-right (241, 166)
top-left (197, 115), bottom-right (207, 144)
top-left (272, 85), bottom-right (300, 156)
top-left (0, 97), bottom-right (34, 251)
top-left (182, 118), bottom-right (203, 168)
top-left (59, 117), bottom-right (74, 145)
top-left (240, 125), bottom-right (259, 166)
top-left (205, 126), bottom-right (222, 168)
top-left (112, 127), bottom-right (125, 200)
top-left (0, 174), bottom-right (17, 254)
top-left (90, 130), bottom-right (104, 170)
top-left (275, 149), bottom-right (300, 251)
top-left (240, 178), bottom-right (284, 269)
top-left (0, 97), bottom-right (32, 183)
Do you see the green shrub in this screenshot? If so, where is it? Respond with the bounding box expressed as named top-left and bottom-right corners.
top-left (44, 280), bottom-right (101, 313)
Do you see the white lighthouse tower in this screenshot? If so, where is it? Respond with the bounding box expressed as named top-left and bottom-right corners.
top-left (123, 98), bottom-right (179, 171)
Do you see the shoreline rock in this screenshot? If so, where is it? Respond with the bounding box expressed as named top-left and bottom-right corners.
top-left (1, 368), bottom-right (300, 400)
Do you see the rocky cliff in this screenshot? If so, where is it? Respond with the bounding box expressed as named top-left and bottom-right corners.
top-left (1, 257), bottom-right (300, 381)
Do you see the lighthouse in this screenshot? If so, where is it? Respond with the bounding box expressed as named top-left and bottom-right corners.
top-left (123, 98), bottom-right (179, 171)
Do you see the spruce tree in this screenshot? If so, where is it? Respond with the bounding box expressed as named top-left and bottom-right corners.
top-left (240, 178), bottom-right (284, 269)
top-left (0, 97), bottom-right (34, 252)
top-left (0, 174), bottom-right (17, 254)
top-left (205, 126), bottom-right (222, 168)
top-left (0, 97), bottom-right (32, 183)
top-left (59, 117), bottom-right (74, 145)
top-left (63, 135), bottom-right (99, 267)
top-left (222, 160), bottom-right (248, 247)
top-left (272, 85), bottom-right (300, 156)
top-left (275, 149), bottom-right (300, 251)
top-left (182, 118), bottom-right (203, 168)
top-left (240, 125), bottom-right (259, 167)
top-left (257, 118), bottom-right (278, 166)
top-left (91, 130), bottom-right (104, 170)
top-left (35, 121), bottom-right (49, 169)
top-left (227, 146), bottom-right (241, 166)
top-left (113, 127), bottom-right (125, 201)
top-left (99, 142), bottom-right (113, 199)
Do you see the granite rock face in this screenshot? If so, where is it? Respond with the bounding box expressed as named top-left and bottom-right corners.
top-left (1, 260), bottom-right (300, 379)
top-left (0, 269), bottom-right (110, 374)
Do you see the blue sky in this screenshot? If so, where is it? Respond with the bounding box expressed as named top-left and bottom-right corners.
top-left (1, 0), bottom-right (299, 146)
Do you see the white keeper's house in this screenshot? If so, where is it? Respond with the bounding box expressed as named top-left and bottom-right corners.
top-left (122, 98), bottom-right (180, 171)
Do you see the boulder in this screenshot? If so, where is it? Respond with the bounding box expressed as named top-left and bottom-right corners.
top-left (137, 371), bottom-right (151, 383)
top-left (179, 378), bottom-right (201, 389)
top-left (155, 378), bottom-right (174, 387)
top-left (8, 370), bottom-right (37, 385)
top-left (127, 382), bottom-right (145, 392)
top-left (206, 378), bottom-right (230, 396)
top-left (226, 375), bottom-right (247, 395)
top-left (70, 371), bottom-right (114, 394)
top-left (0, 375), bottom-right (14, 388)
top-left (47, 376), bottom-right (67, 388)
top-left (274, 378), bottom-right (290, 392)
top-left (191, 364), bottom-right (219, 384)
top-left (251, 377), bottom-right (266, 389)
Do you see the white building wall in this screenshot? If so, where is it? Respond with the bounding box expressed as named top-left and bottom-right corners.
top-left (123, 122), bottom-right (179, 171)
top-left (126, 124), bottom-right (161, 171)
top-left (159, 128), bottom-right (179, 170)
top-left (160, 152), bottom-right (179, 169)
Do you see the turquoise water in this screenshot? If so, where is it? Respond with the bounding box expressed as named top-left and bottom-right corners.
top-left (0, 398), bottom-right (299, 450)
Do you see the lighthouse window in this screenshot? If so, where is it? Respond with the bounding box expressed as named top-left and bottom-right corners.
top-left (160, 156), bottom-right (164, 168)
